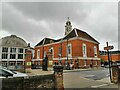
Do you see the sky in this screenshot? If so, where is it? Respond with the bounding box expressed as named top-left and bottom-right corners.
top-left (0, 0), bottom-right (119, 51)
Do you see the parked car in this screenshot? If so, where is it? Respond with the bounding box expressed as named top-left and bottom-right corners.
top-left (0, 68), bottom-right (28, 78)
top-left (104, 65), bottom-right (109, 68)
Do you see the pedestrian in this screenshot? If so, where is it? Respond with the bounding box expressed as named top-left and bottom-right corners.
top-left (70, 63), bottom-right (74, 70)
top-left (90, 64), bottom-right (92, 68)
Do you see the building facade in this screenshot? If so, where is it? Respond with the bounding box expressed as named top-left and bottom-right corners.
top-left (0, 35), bottom-right (33, 70)
top-left (100, 51), bottom-right (120, 64)
top-left (34, 19), bottom-right (101, 68)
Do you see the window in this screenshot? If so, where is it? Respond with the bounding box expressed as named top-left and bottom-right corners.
top-left (37, 49), bottom-right (40, 59)
top-left (10, 54), bottom-right (16, 59)
top-left (49, 47), bottom-right (54, 58)
top-left (10, 48), bottom-right (16, 53)
top-left (2, 54), bottom-right (8, 59)
top-left (94, 46), bottom-right (97, 57)
top-left (58, 47), bottom-right (62, 56)
top-left (2, 47), bottom-right (8, 52)
top-left (18, 48), bottom-right (23, 53)
top-left (17, 48), bottom-right (24, 59)
top-left (82, 43), bottom-right (87, 57)
top-left (67, 44), bottom-right (72, 56)
top-left (44, 51), bottom-right (46, 58)
top-left (18, 54), bottom-right (23, 59)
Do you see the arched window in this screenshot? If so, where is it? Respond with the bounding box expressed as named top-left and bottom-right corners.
top-left (82, 43), bottom-right (87, 57)
top-left (94, 46), bottom-right (97, 57)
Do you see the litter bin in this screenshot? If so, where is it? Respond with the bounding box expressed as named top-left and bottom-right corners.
top-left (111, 65), bottom-right (120, 83)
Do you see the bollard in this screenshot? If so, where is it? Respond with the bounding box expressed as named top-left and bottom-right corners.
top-left (53, 65), bottom-right (64, 90)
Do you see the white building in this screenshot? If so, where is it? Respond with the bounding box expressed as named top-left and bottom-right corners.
top-left (0, 35), bottom-right (29, 70)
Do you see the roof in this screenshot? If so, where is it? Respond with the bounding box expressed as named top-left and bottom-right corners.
top-left (35, 28), bottom-right (99, 47)
top-left (35, 38), bottom-right (62, 47)
top-left (0, 35), bottom-right (27, 47)
top-left (76, 28), bottom-right (99, 43)
top-left (63, 28), bottom-right (99, 43)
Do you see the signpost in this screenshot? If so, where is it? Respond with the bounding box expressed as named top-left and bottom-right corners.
top-left (104, 42), bottom-right (114, 83)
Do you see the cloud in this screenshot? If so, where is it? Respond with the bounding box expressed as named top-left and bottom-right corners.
top-left (1, 2), bottom-right (118, 50)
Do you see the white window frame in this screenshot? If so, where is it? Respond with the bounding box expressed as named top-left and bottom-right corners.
top-left (18, 48), bottom-right (24, 59)
top-left (82, 43), bottom-right (87, 57)
top-left (44, 51), bottom-right (46, 58)
top-left (49, 47), bottom-right (54, 58)
top-left (94, 46), bottom-right (97, 57)
top-left (68, 43), bottom-right (72, 57)
top-left (37, 49), bottom-right (40, 59)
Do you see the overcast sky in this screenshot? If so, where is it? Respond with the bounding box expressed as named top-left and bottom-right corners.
top-left (0, 0), bottom-right (118, 50)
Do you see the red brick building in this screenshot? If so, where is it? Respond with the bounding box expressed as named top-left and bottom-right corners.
top-left (33, 19), bottom-right (101, 68)
top-left (100, 51), bottom-right (120, 64)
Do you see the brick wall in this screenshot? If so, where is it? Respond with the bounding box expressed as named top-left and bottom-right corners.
top-left (2, 74), bottom-right (55, 90)
top-left (100, 54), bottom-right (120, 62)
top-left (34, 38), bottom-right (100, 67)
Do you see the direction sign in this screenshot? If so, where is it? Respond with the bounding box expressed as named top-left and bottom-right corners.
top-left (104, 45), bottom-right (114, 50)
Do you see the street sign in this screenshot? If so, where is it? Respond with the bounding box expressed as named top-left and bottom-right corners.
top-left (104, 45), bottom-right (114, 50)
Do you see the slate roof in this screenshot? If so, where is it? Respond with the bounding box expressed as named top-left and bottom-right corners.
top-left (35, 38), bottom-right (62, 47)
top-left (35, 28), bottom-right (99, 47)
top-left (76, 28), bottom-right (99, 44)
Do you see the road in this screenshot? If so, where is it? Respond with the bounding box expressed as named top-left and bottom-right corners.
top-left (75, 68), bottom-right (109, 80)
top-left (63, 68), bottom-right (113, 88)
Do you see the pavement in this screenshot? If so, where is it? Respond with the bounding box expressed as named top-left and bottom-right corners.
top-left (25, 67), bottom-right (120, 89)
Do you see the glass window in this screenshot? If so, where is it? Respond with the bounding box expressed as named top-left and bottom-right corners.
top-left (10, 48), bottom-right (16, 53)
top-left (44, 51), bottom-right (46, 58)
top-left (68, 45), bottom-right (71, 54)
top-left (58, 47), bottom-right (62, 56)
top-left (10, 54), bottom-right (16, 59)
top-left (37, 50), bottom-right (40, 59)
top-left (82, 44), bottom-right (87, 57)
top-left (18, 54), bottom-right (23, 59)
top-left (18, 48), bottom-right (23, 53)
top-left (2, 54), bottom-right (8, 59)
top-left (67, 44), bottom-right (72, 56)
top-left (2, 47), bottom-right (8, 52)
top-left (94, 46), bottom-right (97, 57)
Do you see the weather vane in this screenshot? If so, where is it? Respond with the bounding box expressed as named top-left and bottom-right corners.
top-left (67, 17), bottom-right (70, 21)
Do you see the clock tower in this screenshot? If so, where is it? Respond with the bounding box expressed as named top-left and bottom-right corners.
top-left (65, 17), bottom-right (72, 36)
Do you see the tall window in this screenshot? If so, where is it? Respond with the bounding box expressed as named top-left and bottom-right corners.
top-left (58, 47), bottom-right (62, 56)
top-left (94, 46), bottom-right (97, 57)
top-left (2, 47), bottom-right (8, 59)
top-left (10, 54), bottom-right (16, 59)
top-left (49, 47), bottom-right (54, 58)
top-left (2, 54), bottom-right (8, 59)
top-left (2, 47), bottom-right (8, 52)
top-left (10, 48), bottom-right (16, 53)
top-left (67, 44), bottom-right (72, 56)
top-left (82, 43), bottom-right (87, 57)
top-left (18, 48), bottom-right (24, 59)
top-left (37, 49), bottom-right (40, 59)
top-left (18, 48), bottom-right (23, 53)
top-left (10, 48), bottom-right (16, 59)
top-left (44, 51), bottom-right (46, 58)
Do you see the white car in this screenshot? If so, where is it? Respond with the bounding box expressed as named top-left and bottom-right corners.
top-left (0, 68), bottom-right (28, 78)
